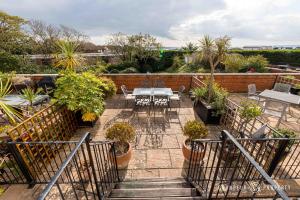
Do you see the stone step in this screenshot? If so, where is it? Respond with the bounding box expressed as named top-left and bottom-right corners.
top-left (115, 181), bottom-right (192, 189)
top-left (109, 188), bottom-right (199, 198)
top-left (123, 177), bottom-right (186, 182)
top-left (108, 197), bottom-right (204, 200)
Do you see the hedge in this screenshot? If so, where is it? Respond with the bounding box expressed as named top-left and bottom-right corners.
top-left (229, 50), bottom-right (300, 66)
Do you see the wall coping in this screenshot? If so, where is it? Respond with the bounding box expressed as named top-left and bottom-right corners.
top-left (16, 72), bottom-right (300, 77)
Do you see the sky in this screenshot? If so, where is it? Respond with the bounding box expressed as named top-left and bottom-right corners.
top-left (1, 0), bottom-right (300, 47)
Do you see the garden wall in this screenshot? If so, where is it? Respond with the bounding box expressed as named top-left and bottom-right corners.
top-left (22, 73), bottom-right (300, 93)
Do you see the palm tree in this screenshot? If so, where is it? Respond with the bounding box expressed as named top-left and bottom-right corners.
top-left (181, 42), bottom-right (198, 54)
top-left (0, 78), bottom-right (22, 124)
top-left (55, 40), bottom-right (85, 70)
top-left (199, 35), bottom-right (230, 102)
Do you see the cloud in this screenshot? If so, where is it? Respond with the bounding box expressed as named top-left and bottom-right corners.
top-left (1, 0), bottom-right (300, 46)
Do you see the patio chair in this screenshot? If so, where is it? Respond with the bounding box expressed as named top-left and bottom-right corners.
top-left (121, 85), bottom-right (135, 107)
top-left (140, 80), bottom-right (151, 88)
top-left (153, 95), bottom-right (169, 122)
top-left (262, 99), bottom-right (289, 128)
top-left (153, 79), bottom-right (165, 88)
top-left (273, 83), bottom-right (291, 93)
top-left (247, 84), bottom-right (266, 106)
top-left (170, 85), bottom-right (185, 108)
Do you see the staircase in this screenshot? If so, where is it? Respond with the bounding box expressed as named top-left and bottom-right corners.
top-left (108, 177), bottom-right (202, 200)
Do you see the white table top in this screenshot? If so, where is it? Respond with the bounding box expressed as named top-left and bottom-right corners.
top-left (132, 88), bottom-right (173, 96)
top-left (259, 89), bottom-right (300, 105)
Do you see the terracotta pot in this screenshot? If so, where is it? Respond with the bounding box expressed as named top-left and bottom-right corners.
top-left (112, 142), bottom-right (132, 169)
top-left (182, 139), bottom-right (205, 164)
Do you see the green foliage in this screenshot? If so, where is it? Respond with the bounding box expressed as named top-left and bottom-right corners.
top-left (294, 84), bottom-right (300, 89)
top-left (230, 50), bottom-right (300, 66)
top-left (106, 61), bottom-right (139, 73)
top-left (183, 120), bottom-right (208, 140)
top-left (105, 122), bottom-right (136, 154)
top-left (273, 128), bottom-right (297, 149)
top-left (98, 77), bottom-right (117, 98)
top-left (224, 54), bottom-right (247, 72)
top-left (239, 100), bottom-right (262, 122)
top-left (54, 71), bottom-right (105, 121)
top-left (193, 81), bottom-right (228, 116)
top-left (181, 42), bottom-right (198, 54)
top-left (21, 87), bottom-right (43, 106)
top-left (240, 55), bottom-right (269, 72)
top-left (284, 75), bottom-right (295, 80)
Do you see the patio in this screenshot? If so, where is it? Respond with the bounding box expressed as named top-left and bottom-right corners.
top-left (73, 93), bottom-right (300, 180)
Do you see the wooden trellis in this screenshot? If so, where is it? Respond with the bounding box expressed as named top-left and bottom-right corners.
top-left (7, 103), bottom-right (78, 177)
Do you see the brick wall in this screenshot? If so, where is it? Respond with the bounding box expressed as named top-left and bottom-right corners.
top-left (19, 73), bottom-right (300, 93)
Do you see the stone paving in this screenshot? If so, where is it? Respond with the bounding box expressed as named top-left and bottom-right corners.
top-left (75, 93), bottom-right (300, 180)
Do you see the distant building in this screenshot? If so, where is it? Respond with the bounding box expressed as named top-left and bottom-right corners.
top-left (243, 46), bottom-right (273, 50)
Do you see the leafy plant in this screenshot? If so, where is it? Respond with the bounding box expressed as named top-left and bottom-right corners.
top-left (224, 53), bottom-right (247, 72)
top-left (55, 40), bottom-right (85, 70)
top-left (284, 75), bottom-right (295, 80)
top-left (240, 55), bottom-right (269, 72)
top-left (98, 77), bottom-right (117, 98)
top-left (238, 100), bottom-right (262, 135)
top-left (0, 78), bottom-right (22, 124)
top-left (183, 120), bottom-right (208, 140)
top-left (21, 87), bottom-right (43, 106)
top-left (199, 35), bottom-right (230, 102)
top-left (105, 122), bottom-right (135, 154)
top-left (193, 81), bottom-right (228, 116)
top-left (54, 71), bottom-right (105, 121)
top-left (294, 84), bottom-right (300, 89)
top-left (273, 128), bottom-right (297, 149)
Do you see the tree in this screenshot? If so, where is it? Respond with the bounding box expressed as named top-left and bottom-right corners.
top-left (199, 35), bottom-right (230, 102)
top-left (181, 42), bottom-right (198, 54)
top-left (55, 40), bottom-right (85, 70)
top-left (0, 11), bottom-right (30, 54)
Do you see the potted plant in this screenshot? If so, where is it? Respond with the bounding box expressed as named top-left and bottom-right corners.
top-left (54, 71), bottom-right (105, 127)
top-left (272, 128), bottom-right (296, 155)
top-left (182, 120), bottom-right (208, 163)
top-left (193, 81), bottom-right (228, 124)
top-left (105, 122), bottom-right (135, 169)
top-left (238, 100), bottom-right (263, 138)
top-left (291, 84), bottom-right (300, 95)
top-left (193, 35), bottom-right (230, 124)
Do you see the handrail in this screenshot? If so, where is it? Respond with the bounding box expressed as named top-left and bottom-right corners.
top-left (221, 130), bottom-right (289, 199)
top-left (37, 132), bottom-right (90, 200)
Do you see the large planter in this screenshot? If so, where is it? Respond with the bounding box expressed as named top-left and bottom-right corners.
top-left (75, 111), bottom-right (98, 127)
top-left (290, 87), bottom-right (300, 95)
top-left (112, 142), bottom-right (132, 169)
top-left (182, 139), bottom-right (205, 164)
top-left (194, 100), bottom-right (221, 124)
top-left (220, 145), bottom-right (240, 162)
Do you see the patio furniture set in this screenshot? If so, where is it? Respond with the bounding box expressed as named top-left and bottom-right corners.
top-left (248, 82), bottom-right (300, 127)
top-left (121, 80), bottom-right (185, 116)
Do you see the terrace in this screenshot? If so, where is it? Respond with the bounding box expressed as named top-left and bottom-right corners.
top-left (0, 73), bottom-right (300, 199)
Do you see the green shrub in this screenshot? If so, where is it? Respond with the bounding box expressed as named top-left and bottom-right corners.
top-left (230, 50), bottom-right (300, 66)
top-left (240, 55), bottom-right (269, 72)
top-left (106, 61), bottom-right (139, 73)
top-left (54, 71), bottom-right (105, 121)
top-left (224, 53), bottom-right (247, 72)
top-left (183, 120), bottom-right (208, 140)
top-left (105, 122), bottom-right (136, 154)
top-left (98, 77), bottom-right (117, 98)
top-left (273, 128), bottom-right (297, 149)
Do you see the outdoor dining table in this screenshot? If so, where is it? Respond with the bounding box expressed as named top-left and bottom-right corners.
top-left (258, 89), bottom-right (300, 105)
top-left (132, 88), bottom-right (173, 97)
top-left (0, 95), bottom-right (50, 107)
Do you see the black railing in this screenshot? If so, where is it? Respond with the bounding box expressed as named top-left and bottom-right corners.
top-left (187, 130), bottom-right (290, 199)
top-left (36, 133), bottom-right (119, 200)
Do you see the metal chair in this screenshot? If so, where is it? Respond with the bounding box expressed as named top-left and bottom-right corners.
top-left (153, 79), bottom-right (165, 88)
top-left (262, 99), bottom-right (289, 128)
top-left (273, 83), bottom-right (291, 93)
top-left (121, 85), bottom-right (135, 107)
top-left (153, 95), bottom-right (169, 122)
top-left (170, 85), bottom-right (185, 108)
top-left (133, 95), bottom-right (151, 122)
top-left (247, 84), bottom-right (266, 106)
top-left (140, 80), bottom-right (151, 88)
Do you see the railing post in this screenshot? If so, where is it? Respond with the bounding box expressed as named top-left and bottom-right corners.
top-left (112, 142), bottom-right (120, 182)
top-left (7, 143), bottom-right (35, 187)
top-left (187, 140), bottom-right (195, 180)
top-left (267, 139), bottom-right (289, 177)
top-left (84, 133), bottom-right (104, 199)
top-left (208, 130), bottom-right (227, 199)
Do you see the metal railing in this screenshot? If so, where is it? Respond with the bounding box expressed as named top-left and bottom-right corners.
top-left (36, 133), bottom-right (119, 200)
top-left (187, 130), bottom-right (290, 199)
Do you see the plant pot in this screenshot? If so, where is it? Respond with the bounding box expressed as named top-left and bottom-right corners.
top-left (194, 100), bottom-right (221, 124)
top-left (182, 139), bottom-right (205, 164)
top-left (290, 87), bottom-right (300, 95)
top-left (220, 146), bottom-right (240, 162)
top-left (112, 142), bottom-right (132, 169)
top-left (75, 111), bottom-right (98, 127)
